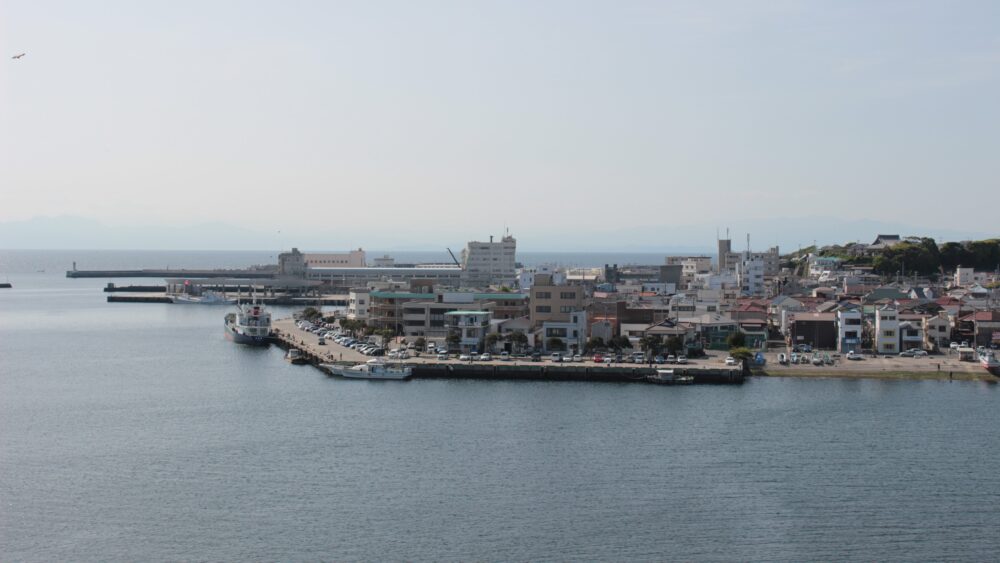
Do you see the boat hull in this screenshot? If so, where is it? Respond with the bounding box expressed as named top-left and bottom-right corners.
top-left (225, 325), bottom-right (272, 346)
top-left (321, 364), bottom-right (412, 380)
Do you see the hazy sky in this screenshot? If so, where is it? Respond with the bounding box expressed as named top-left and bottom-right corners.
top-left (2, 1), bottom-right (999, 249)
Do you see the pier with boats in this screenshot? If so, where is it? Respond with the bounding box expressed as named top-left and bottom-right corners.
top-left (268, 318), bottom-right (744, 385)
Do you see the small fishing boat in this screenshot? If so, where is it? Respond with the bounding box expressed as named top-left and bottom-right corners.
top-left (647, 369), bottom-right (694, 385)
top-left (320, 358), bottom-right (412, 380)
top-left (285, 348), bottom-right (308, 364)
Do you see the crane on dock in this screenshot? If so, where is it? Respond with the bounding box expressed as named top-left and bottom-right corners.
top-left (446, 248), bottom-right (462, 268)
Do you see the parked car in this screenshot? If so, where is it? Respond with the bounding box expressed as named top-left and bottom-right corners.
top-left (900, 349), bottom-right (929, 357)
top-left (499, 351), bottom-right (510, 361)
top-left (572, 354), bottom-right (582, 362)
top-left (725, 356), bottom-right (737, 366)
top-left (676, 355), bottom-right (688, 364)
top-left (436, 352), bottom-right (449, 361)
top-left (666, 355), bottom-right (677, 364)
top-left (847, 351), bottom-right (862, 361)
top-left (317, 337), bottom-right (325, 345)
top-left (631, 352), bottom-right (646, 363)
top-left (459, 354), bottom-right (472, 361)
top-left (593, 354), bottom-right (604, 363)
top-left (530, 352), bottom-right (542, 362)
top-left (550, 353), bottom-right (563, 362)
top-left (479, 353), bottom-right (492, 361)
top-left (653, 355), bottom-right (665, 364)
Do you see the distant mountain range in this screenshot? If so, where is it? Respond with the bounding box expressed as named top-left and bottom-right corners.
top-left (0, 215), bottom-right (994, 253)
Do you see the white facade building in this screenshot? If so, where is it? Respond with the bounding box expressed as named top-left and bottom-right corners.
top-left (540, 310), bottom-right (587, 353)
top-left (516, 264), bottom-right (565, 290)
top-left (737, 253), bottom-right (766, 297)
top-left (837, 308), bottom-right (863, 353)
top-left (346, 289), bottom-right (370, 320)
top-left (875, 305), bottom-right (899, 354)
top-left (460, 235), bottom-right (517, 288)
top-left (445, 311), bottom-right (491, 353)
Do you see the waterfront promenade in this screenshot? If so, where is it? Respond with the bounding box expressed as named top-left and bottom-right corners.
top-left (272, 319), bottom-right (996, 382)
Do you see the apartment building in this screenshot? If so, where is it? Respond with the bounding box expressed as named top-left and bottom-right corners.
top-left (530, 274), bottom-right (584, 327)
top-left (460, 234), bottom-right (517, 288)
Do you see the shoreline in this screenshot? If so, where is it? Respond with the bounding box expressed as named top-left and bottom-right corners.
top-left (753, 369), bottom-right (999, 382)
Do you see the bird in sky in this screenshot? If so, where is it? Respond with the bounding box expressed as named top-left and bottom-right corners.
top-left (12, 53), bottom-right (26, 59)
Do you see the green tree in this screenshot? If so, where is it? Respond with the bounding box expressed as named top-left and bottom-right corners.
top-left (446, 331), bottom-right (461, 350)
top-left (414, 337), bottom-right (426, 350)
top-left (729, 347), bottom-right (754, 361)
top-left (609, 335), bottom-right (633, 350)
top-left (301, 307), bottom-right (322, 321)
top-left (507, 331), bottom-right (528, 353)
top-left (546, 337), bottom-right (565, 351)
top-left (726, 331), bottom-right (746, 349)
top-left (638, 334), bottom-right (663, 359)
top-left (585, 337), bottom-right (606, 353)
top-left (485, 333), bottom-right (501, 352)
top-left (664, 335), bottom-right (685, 355)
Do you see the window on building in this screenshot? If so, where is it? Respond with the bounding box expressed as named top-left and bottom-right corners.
top-left (560, 306), bottom-right (574, 313)
top-left (535, 291), bottom-right (551, 299)
top-left (535, 306), bottom-right (551, 313)
top-left (560, 292), bottom-right (576, 299)
top-left (883, 330), bottom-right (895, 337)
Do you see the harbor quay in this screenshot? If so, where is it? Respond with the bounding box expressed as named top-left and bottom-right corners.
top-left (272, 319), bottom-right (745, 384)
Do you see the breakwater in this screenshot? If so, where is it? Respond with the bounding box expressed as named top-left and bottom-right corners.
top-left (67, 268), bottom-right (276, 279)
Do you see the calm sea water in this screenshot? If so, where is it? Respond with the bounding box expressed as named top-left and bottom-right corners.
top-left (3, 256), bottom-right (1000, 561)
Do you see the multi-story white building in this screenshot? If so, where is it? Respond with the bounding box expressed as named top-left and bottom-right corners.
top-left (718, 239), bottom-right (780, 277)
top-left (666, 256), bottom-right (712, 288)
top-left (837, 308), bottom-right (863, 353)
top-left (460, 234), bottom-right (517, 288)
top-left (875, 305), bottom-right (899, 354)
top-left (445, 311), bottom-right (491, 353)
top-left (737, 253), bottom-right (766, 297)
top-left (346, 288), bottom-right (370, 321)
top-left (516, 264), bottom-right (565, 290)
top-left (540, 310), bottom-right (587, 353)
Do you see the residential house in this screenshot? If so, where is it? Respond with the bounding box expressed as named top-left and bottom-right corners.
top-left (837, 307), bottom-right (863, 353)
top-left (875, 305), bottom-right (899, 354)
top-left (898, 315), bottom-right (925, 351)
top-left (923, 312), bottom-right (951, 350)
top-left (445, 311), bottom-right (491, 353)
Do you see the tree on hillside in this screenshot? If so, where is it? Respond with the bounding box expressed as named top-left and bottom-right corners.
top-left (873, 239), bottom-right (941, 277)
